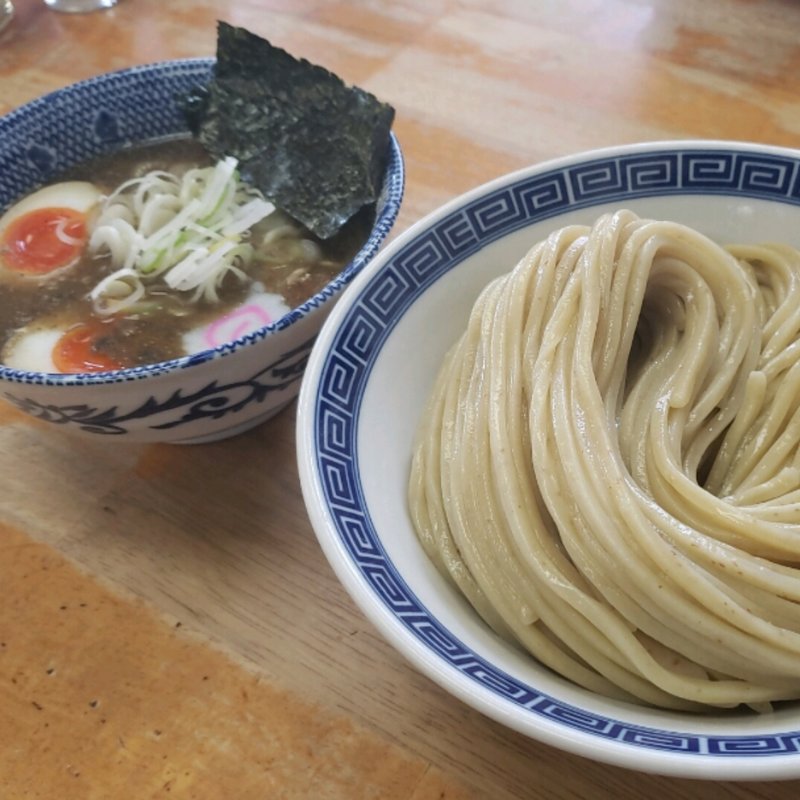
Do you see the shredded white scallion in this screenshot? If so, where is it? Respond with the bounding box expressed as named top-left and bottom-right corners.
top-left (54, 217), bottom-right (84, 247)
top-left (223, 198), bottom-right (276, 238)
top-left (90, 268), bottom-right (146, 315)
top-left (88, 158), bottom-right (275, 315)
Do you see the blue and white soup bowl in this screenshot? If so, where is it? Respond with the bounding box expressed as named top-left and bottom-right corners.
top-left (0, 60), bottom-right (404, 443)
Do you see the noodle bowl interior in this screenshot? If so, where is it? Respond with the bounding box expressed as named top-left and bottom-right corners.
top-left (0, 138), bottom-right (372, 373)
top-left (408, 209), bottom-right (800, 712)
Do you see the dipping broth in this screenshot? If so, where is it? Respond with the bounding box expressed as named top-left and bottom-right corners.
top-left (0, 138), bottom-right (373, 373)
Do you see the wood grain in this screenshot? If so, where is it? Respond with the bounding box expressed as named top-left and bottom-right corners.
top-left (1, 0), bottom-right (800, 797)
top-left (0, 523), bottom-right (481, 799)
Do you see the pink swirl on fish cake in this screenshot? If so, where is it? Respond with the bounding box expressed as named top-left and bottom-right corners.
top-left (202, 303), bottom-right (276, 348)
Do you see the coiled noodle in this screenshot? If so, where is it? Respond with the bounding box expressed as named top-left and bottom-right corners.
top-left (408, 210), bottom-right (800, 711)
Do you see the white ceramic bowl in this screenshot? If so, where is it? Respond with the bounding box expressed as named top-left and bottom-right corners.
top-left (297, 140), bottom-right (800, 779)
top-left (0, 59), bottom-right (404, 443)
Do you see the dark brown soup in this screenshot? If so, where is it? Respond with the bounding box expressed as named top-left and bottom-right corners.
top-left (0, 137), bottom-right (373, 372)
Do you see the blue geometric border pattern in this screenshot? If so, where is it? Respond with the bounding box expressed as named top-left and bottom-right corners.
top-left (314, 147), bottom-right (800, 757)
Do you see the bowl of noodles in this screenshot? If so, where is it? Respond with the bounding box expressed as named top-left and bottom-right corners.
top-left (297, 140), bottom-right (800, 779)
top-left (0, 26), bottom-right (404, 443)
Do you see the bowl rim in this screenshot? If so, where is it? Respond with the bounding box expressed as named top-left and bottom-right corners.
top-left (0, 57), bottom-right (405, 385)
top-left (297, 138), bottom-right (800, 780)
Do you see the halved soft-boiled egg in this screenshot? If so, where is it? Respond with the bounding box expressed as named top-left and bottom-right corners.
top-left (2, 317), bottom-right (124, 374)
top-left (0, 182), bottom-right (102, 278)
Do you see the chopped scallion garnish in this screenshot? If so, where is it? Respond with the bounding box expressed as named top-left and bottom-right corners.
top-left (88, 157), bottom-right (276, 314)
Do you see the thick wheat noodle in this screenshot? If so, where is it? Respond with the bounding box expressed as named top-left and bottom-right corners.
top-left (408, 209), bottom-right (800, 710)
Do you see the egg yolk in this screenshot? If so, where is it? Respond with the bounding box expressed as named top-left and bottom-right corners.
top-left (53, 322), bottom-right (124, 373)
top-left (1, 207), bottom-right (88, 274)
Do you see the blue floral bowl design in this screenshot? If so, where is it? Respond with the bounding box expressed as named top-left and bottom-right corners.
top-left (298, 141), bottom-right (800, 779)
top-left (0, 59), bottom-right (404, 443)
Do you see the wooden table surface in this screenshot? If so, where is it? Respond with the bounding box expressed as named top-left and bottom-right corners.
top-left (2, 0), bottom-right (800, 797)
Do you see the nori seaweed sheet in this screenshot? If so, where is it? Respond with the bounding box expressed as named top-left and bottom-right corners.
top-left (182, 22), bottom-right (395, 239)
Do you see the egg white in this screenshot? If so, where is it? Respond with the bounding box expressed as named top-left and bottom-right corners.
top-left (1, 325), bottom-right (63, 373)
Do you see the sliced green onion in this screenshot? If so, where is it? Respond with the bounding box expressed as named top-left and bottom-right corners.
top-left (89, 157), bottom-right (276, 314)
top-left (223, 198), bottom-right (276, 237)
